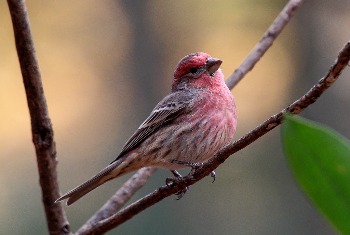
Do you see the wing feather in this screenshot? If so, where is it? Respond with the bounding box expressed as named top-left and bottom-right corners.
top-left (111, 91), bottom-right (195, 163)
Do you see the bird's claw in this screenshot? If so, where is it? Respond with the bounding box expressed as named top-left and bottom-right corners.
top-left (167, 167), bottom-right (216, 199)
top-left (210, 170), bottom-right (216, 183)
top-left (171, 160), bottom-right (217, 183)
top-left (165, 177), bottom-right (177, 187)
top-left (174, 186), bottom-right (189, 200)
top-left (165, 177), bottom-right (190, 199)
top-left (166, 170), bottom-right (190, 199)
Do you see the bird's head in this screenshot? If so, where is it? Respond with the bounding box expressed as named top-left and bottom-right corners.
top-left (172, 52), bottom-right (224, 91)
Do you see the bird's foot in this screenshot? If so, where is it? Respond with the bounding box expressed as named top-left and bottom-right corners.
top-left (210, 170), bottom-right (216, 183)
top-left (172, 160), bottom-right (216, 183)
top-left (166, 170), bottom-right (190, 200)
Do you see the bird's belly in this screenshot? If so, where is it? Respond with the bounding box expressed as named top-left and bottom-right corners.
top-left (139, 111), bottom-right (235, 170)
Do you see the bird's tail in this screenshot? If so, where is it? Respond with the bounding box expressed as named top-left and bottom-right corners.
top-left (55, 158), bottom-right (125, 205)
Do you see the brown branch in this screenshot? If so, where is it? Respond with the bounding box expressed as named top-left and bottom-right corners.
top-left (225, 0), bottom-right (304, 89)
top-left (76, 41), bottom-right (350, 235)
top-left (76, 167), bottom-right (156, 234)
top-left (7, 0), bottom-right (71, 234)
top-left (77, 0), bottom-right (305, 233)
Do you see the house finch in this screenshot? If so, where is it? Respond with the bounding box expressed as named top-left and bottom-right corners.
top-left (56, 52), bottom-right (237, 205)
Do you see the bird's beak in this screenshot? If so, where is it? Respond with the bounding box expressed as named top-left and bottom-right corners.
top-left (206, 58), bottom-right (223, 75)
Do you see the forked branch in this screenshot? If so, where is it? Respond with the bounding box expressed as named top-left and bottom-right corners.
top-left (78, 1), bottom-right (305, 233)
top-left (78, 22), bottom-right (350, 235)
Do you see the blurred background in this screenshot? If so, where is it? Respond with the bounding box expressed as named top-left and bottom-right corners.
top-left (1, 0), bottom-right (350, 234)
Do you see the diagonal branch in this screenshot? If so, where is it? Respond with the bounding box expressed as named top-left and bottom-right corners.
top-left (77, 1), bottom-right (305, 232)
top-left (225, 0), bottom-right (304, 89)
top-left (76, 40), bottom-right (350, 235)
top-left (7, 0), bottom-right (71, 234)
top-left (76, 167), bottom-right (156, 234)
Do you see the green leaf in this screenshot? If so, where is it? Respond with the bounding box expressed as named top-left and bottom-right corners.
top-left (282, 114), bottom-right (350, 234)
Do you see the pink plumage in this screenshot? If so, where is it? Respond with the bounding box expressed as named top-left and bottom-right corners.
top-left (56, 52), bottom-right (237, 205)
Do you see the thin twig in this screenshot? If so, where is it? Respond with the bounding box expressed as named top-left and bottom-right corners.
top-left (7, 0), bottom-right (71, 234)
top-left (76, 40), bottom-right (350, 235)
top-left (77, 1), bottom-right (305, 232)
top-left (76, 167), bottom-right (156, 234)
top-left (225, 0), bottom-right (304, 89)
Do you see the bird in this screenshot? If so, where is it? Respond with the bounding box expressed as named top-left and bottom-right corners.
top-left (56, 52), bottom-right (237, 205)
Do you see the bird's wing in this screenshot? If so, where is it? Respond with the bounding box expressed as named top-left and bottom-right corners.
top-left (112, 92), bottom-right (194, 163)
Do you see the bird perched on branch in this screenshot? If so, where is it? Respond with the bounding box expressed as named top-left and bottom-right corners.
top-left (56, 52), bottom-right (237, 205)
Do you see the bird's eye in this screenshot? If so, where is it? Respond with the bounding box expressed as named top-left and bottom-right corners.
top-left (189, 67), bottom-right (199, 74)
